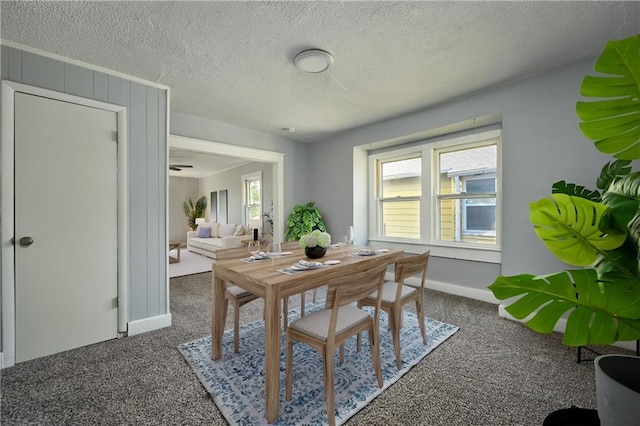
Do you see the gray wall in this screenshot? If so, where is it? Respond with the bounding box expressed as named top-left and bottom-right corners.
top-left (308, 56), bottom-right (611, 293)
top-left (1, 45), bottom-right (168, 324)
top-left (169, 176), bottom-right (199, 243)
top-left (199, 162), bottom-right (273, 226)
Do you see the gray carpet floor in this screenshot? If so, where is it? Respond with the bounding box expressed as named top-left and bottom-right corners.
top-left (1, 272), bottom-right (633, 425)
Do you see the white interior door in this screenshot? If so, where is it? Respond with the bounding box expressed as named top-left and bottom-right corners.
top-left (14, 92), bottom-right (118, 363)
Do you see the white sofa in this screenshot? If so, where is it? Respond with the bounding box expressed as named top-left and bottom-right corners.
top-left (187, 222), bottom-right (252, 258)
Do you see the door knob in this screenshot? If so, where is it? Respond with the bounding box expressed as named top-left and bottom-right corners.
top-left (19, 236), bottom-right (34, 247)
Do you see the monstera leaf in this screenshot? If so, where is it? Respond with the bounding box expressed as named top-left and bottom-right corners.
top-left (576, 34), bottom-right (640, 159)
top-left (596, 159), bottom-right (632, 192)
top-left (600, 171), bottom-right (640, 231)
top-left (551, 180), bottom-right (600, 201)
top-left (489, 269), bottom-right (640, 346)
top-left (530, 194), bottom-right (626, 266)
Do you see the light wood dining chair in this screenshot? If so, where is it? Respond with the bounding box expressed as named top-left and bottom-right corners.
top-left (357, 251), bottom-right (430, 369)
top-left (214, 246), bottom-right (261, 353)
top-left (215, 243), bottom-right (307, 353)
top-left (285, 264), bottom-right (387, 426)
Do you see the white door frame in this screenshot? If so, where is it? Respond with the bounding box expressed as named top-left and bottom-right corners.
top-left (169, 134), bottom-right (285, 243)
top-left (1, 80), bottom-right (128, 368)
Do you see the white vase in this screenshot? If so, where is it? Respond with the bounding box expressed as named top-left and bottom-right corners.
top-left (595, 354), bottom-right (640, 425)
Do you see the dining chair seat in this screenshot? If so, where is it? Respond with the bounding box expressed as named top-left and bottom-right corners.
top-left (288, 305), bottom-right (370, 341)
top-left (225, 285), bottom-right (254, 299)
top-left (364, 281), bottom-right (416, 303)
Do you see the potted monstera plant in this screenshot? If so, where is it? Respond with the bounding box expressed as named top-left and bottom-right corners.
top-left (489, 34), bottom-right (640, 424)
top-left (285, 202), bottom-right (328, 241)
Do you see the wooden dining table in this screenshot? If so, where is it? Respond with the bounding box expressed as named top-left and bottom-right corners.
top-left (210, 245), bottom-right (403, 423)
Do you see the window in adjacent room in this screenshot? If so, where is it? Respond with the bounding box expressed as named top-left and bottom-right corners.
top-left (242, 171), bottom-right (262, 225)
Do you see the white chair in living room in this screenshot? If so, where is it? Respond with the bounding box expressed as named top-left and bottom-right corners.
top-left (285, 264), bottom-right (387, 426)
top-left (357, 251), bottom-right (430, 369)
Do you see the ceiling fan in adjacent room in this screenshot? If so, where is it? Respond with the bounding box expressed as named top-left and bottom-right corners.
top-left (169, 164), bottom-right (193, 171)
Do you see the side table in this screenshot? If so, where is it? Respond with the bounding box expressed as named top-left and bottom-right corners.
top-left (169, 241), bottom-right (181, 264)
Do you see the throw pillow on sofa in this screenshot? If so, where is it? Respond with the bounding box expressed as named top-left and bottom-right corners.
top-left (197, 226), bottom-right (211, 238)
top-left (207, 222), bottom-right (220, 237)
top-left (219, 223), bottom-right (237, 237)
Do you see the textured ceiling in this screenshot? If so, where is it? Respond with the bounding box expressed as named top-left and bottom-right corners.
top-left (1, 1), bottom-right (639, 147)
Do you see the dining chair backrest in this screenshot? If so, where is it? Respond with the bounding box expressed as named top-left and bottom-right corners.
top-left (323, 264), bottom-right (387, 346)
top-left (326, 263), bottom-right (387, 310)
top-left (281, 241), bottom-right (300, 251)
top-left (214, 246), bottom-right (251, 261)
top-left (395, 251), bottom-right (430, 290)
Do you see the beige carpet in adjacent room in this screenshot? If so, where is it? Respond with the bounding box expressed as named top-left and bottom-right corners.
top-left (169, 247), bottom-right (213, 278)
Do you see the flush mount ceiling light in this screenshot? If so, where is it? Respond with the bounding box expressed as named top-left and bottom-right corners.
top-left (294, 49), bottom-right (334, 73)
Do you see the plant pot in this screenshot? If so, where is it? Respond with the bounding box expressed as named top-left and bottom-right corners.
top-left (595, 354), bottom-right (640, 425)
top-left (305, 246), bottom-right (326, 259)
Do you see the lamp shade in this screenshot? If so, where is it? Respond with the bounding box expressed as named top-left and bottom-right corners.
top-left (195, 218), bottom-right (206, 226)
top-left (249, 219), bottom-right (262, 229)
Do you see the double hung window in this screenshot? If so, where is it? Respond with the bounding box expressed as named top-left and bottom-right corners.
top-left (242, 171), bottom-right (262, 225)
top-left (370, 130), bottom-right (501, 255)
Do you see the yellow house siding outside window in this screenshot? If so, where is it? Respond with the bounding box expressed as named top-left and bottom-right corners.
top-left (379, 157), bottom-right (420, 239)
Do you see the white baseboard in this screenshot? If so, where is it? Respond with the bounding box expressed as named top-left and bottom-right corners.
top-left (127, 313), bottom-right (172, 336)
top-left (0, 352), bottom-right (4, 369)
top-left (498, 304), bottom-right (638, 352)
top-left (396, 273), bottom-right (499, 304)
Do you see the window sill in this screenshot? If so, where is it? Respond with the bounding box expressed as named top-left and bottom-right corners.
top-left (367, 237), bottom-right (502, 264)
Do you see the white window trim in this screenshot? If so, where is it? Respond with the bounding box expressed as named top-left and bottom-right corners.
top-left (368, 129), bottom-right (502, 263)
top-left (242, 171), bottom-right (262, 225)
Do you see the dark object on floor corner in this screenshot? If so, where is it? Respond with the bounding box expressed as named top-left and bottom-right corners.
top-left (576, 339), bottom-right (640, 363)
top-left (543, 406), bottom-right (599, 426)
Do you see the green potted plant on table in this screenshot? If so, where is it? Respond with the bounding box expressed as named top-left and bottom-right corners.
top-left (488, 34), bottom-right (640, 425)
top-left (285, 201), bottom-right (328, 241)
top-left (183, 196), bottom-right (207, 231)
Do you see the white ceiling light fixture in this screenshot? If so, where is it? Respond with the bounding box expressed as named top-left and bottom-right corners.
top-left (294, 49), bottom-right (334, 73)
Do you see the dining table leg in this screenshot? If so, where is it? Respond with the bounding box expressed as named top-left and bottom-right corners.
top-left (264, 284), bottom-right (281, 422)
top-left (211, 267), bottom-right (226, 360)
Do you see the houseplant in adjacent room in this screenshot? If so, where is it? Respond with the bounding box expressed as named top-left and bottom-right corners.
top-left (488, 34), bottom-right (640, 424)
top-left (183, 196), bottom-right (207, 231)
top-left (285, 201), bottom-right (328, 241)
top-left (299, 230), bottom-right (331, 259)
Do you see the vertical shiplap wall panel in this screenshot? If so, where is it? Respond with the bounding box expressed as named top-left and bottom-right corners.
top-left (122, 80), bottom-right (133, 316)
top-left (7, 46), bottom-right (22, 82)
top-left (1, 45), bottom-right (168, 327)
top-left (108, 75), bottom-right (123, 106)
top-left (129, 82), bottom-right (149, 320)
top-left (1, 47), bottom-right (9, 79)
top-left (64, 63), bottom-right (93, 98)
top-left (145, 87), bottom-right (160, 317)
top-left (21, 52), bottom-right (64, 92)
top-left (158, 91), bottom-right (167, 312)
top-left (93, 72), bottom-right (109, 103)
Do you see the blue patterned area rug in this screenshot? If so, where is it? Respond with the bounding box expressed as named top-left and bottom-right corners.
top-left (178, 301), bottom-right (459, 426)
